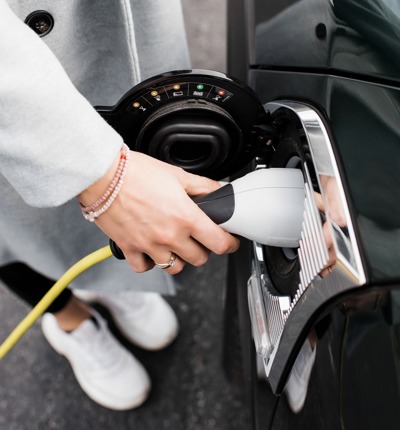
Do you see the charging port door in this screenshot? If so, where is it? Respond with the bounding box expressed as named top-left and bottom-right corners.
top-left (96, 69), bottom-right (274, 180)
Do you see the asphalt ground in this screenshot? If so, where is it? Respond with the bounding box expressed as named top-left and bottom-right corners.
top-left (0, 255), bottom-right (250, 430)
top-left (0, 2), bottom-right (252, 429)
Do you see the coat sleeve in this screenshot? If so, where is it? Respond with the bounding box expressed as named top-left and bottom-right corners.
top-left (0, 0), bottom-right (124, 208)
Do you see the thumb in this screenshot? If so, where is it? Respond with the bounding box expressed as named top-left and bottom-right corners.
top-left (314, 191), bottom-right (325, 212)
top-left (183, 171), bottom-right (223, 197)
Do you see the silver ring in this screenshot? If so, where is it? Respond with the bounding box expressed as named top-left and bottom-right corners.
top-left (327, 266), bottom-right (332, 274)
top-left (155, 252), bottom-right (177, 269)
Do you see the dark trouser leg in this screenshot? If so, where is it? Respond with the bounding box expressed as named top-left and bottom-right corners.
top-left (0, 262), bottom-right (72, 314)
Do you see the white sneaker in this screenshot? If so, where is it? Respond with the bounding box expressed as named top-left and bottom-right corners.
top-left (41, 310), bottom-right (151, 411)
top-left (284, 339), bottom-right (316, 413)
top-left (73, 290), bottom-right (179, 351)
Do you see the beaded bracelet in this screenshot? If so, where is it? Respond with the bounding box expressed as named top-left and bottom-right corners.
top-left (81, 144), bottom-right (129, 212)
top-left (80, 144), bottom-right (130, 222)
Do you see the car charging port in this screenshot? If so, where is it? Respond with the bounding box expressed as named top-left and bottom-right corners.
top-left (96, 69), bottom-right (271, 180)
top-left (135, 99), bottom-right (242, 176)
top-left (262, 115), bottom-right (318, 299)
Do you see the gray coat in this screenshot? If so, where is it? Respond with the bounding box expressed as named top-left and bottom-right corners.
top-left (0, 0), bottom-right (191, 293)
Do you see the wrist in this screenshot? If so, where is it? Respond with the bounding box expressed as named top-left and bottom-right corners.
top-left (78, 144), bottom-right (130, 221)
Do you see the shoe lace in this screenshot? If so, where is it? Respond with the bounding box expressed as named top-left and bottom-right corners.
top-left (80, 322), bottom-right (124, 370)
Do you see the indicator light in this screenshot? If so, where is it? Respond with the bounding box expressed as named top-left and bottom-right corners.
top-left (218, 89), bottom-right (225, 96)
top-left (196, 84), bottom-right (204, 90)
top-left (133, 102), bottom-right (140, 108)
top-left (150, 90), bottom-right (158, 97)
top-left (173, 84), bottom-right (181, 90)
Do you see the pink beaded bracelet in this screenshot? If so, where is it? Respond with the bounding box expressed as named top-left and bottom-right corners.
top-left (80, 144), bottom-right (130, 222)
top-left (81, 144), bottom-right (129, 212)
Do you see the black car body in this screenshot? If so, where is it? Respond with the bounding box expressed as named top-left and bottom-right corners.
top-left (224, 0), bottom-right (400, 429)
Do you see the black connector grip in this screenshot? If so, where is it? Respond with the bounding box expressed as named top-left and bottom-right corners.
top-left (192, 183), bottom-right (235, 224)
top-left (109, 238), bottom-right (125, 260)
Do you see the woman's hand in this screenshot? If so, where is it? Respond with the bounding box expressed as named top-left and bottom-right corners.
top-left (314, 191), bottom-right (337, 278)
top-left (79, 151), bottom-right (240, 274)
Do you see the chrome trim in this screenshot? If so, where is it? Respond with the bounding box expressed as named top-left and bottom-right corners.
top-left (284, 163), bottom-right (330, 317)
top-left (267, 101), bottom-right (365, 285)
top-left (247, 101), bottom-right (367, 393)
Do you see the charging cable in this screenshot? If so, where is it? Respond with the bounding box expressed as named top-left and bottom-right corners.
top-left (0, 245), bottom-right (113, 360)
top-left (0, 168), bottom-right (306, 360)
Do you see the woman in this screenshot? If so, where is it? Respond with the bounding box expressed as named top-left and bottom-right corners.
top-left (0, 0), bottom-right (239, 410)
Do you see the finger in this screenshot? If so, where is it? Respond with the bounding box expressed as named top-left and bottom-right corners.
top-left (182, 170), bottom-right (222, 197)
top-left (163, 255), bottom-right (185, 275)
top-left (124, 250), bottom-right (155, 273)
top-left (319, 247), bottom-right (336, 278)
top-left (188, 205), bottom-right (240, 255)
top-left (314, 192), bottom-right (325, 212)
top-left (320, 265), bottom-right (334, 278)
top-left (182, 175), bottom-right (240, 254)
top-left (322, 222), bottom-right (337, 265)
top-left (150, 251), bottom-right (186, 274)
top-left (322, 221), bottom-right (333, 248)
top-left (194, 225), bottom-right (240, 255)
top-left (169, 239), bottom-right (211, 267)
top-left (327, 246), bottom-right (337, 267)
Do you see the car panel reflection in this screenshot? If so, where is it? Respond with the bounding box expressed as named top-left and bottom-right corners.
top-left (252, 0), bottom-right (400, 84)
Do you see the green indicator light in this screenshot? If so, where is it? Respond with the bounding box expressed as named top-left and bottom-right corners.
top-left (196, 84), bottom-right (204, 90)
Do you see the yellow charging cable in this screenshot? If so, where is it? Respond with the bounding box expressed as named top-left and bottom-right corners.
top-left (0, 245), bottom-right (113, 360)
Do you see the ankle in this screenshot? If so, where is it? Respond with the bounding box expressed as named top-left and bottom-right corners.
top-left (54, 296), bottom-right (92, 332)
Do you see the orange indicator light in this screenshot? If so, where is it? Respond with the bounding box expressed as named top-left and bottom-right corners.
top-left (133, 102), bottom-right (140, 108)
